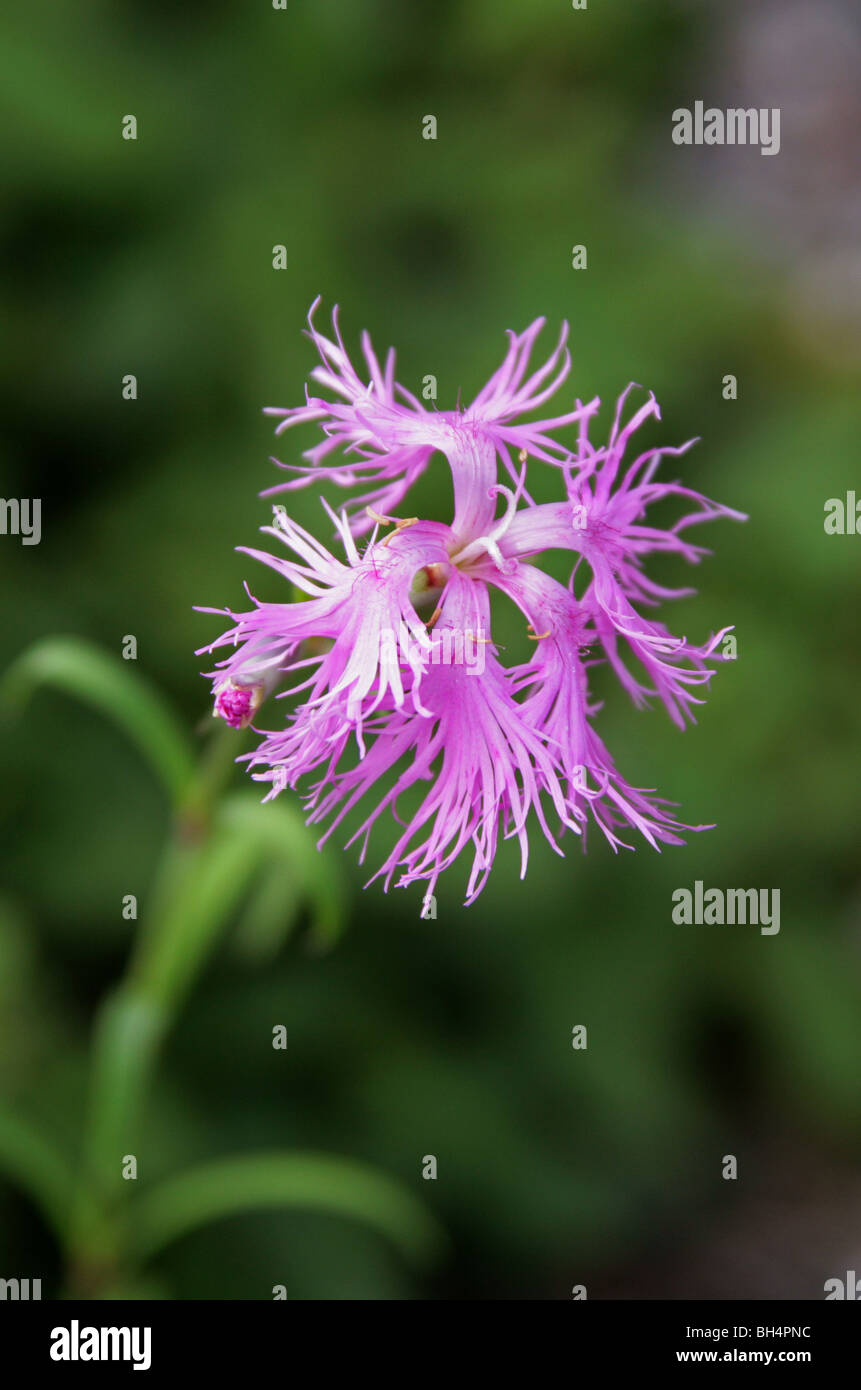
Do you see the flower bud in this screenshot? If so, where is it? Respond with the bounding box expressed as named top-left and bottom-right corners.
top-left (213, 678), bottom-right (268, 730)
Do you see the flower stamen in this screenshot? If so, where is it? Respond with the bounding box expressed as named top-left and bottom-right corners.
top-left (365, 506), bottom-right (419, 546)
top-left (384, 517), bottom-right (418, 547)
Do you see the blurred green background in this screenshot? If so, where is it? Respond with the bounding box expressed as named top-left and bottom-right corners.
top-left (1, 0), bottom-right (860, 1298)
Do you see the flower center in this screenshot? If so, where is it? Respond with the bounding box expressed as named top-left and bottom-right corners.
top-left (409, 562), bottom-right (449, 615)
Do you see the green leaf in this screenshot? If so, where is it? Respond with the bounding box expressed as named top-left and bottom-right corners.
top-left (0, 636), bottom-right (195, 807)
top-left (79, 804), bottom-right (272, 1212)
top-left (132, 793), bottom-right (345, 1015)
top-left (220, 793), bottom-right (347, 950)
top-left (82, 790), bottom-right (345, 1212)
top-left (0, 1107), bottom-right (75, 1243)
top-left (78, 985), bottom-right (167, 1207)
top-left (129, 1151), bottom-right (443, 1267)
top-left (231, 857), bottom-right (302, 963)
top-left (132, 805), bottom-right (273, 1013)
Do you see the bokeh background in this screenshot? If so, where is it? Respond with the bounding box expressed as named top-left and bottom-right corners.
top-left (1, 0), bottom-right (860, 1299)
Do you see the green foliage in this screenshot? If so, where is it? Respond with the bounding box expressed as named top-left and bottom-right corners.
top-left (1, 636), bottom-right (195, 808)
top-left (0, 641), bottom-right (434, 1296)
top-left (0, 1109), bottom-right (76, 1245)
top-left (130, 1152), bottom-right (442, 1266)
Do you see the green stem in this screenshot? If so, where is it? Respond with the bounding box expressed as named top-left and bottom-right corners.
top-left (68, 724), bottom-right (243, 1281)
top-left (176, 721), bottom-right (244, 840)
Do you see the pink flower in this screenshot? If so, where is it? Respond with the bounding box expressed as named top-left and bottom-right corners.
top-left (199, 308), bottom-right (744, 905)
top-left (262, 298), bottom-right (600, 535)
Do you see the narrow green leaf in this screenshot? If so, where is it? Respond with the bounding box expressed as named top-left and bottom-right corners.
top-left (220, 793), bottom-right (347, 949)
top-left (131, 811), bottom-right (270, 1014)
top-left (0, 1107), bottom-right (75, 1242)
top-left (83, 793), bottom-right (340, 1208)
top-left (130, 1151), bottom-right (443, 1266)
top-left (0, 636), bottom-right (195, 806)
top-left (79, 985), bottom-right (167, 1205)
top-left (81, 807), bottom-right (270, 1211)
top-left (231, 858), bottom-right (302, 963)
